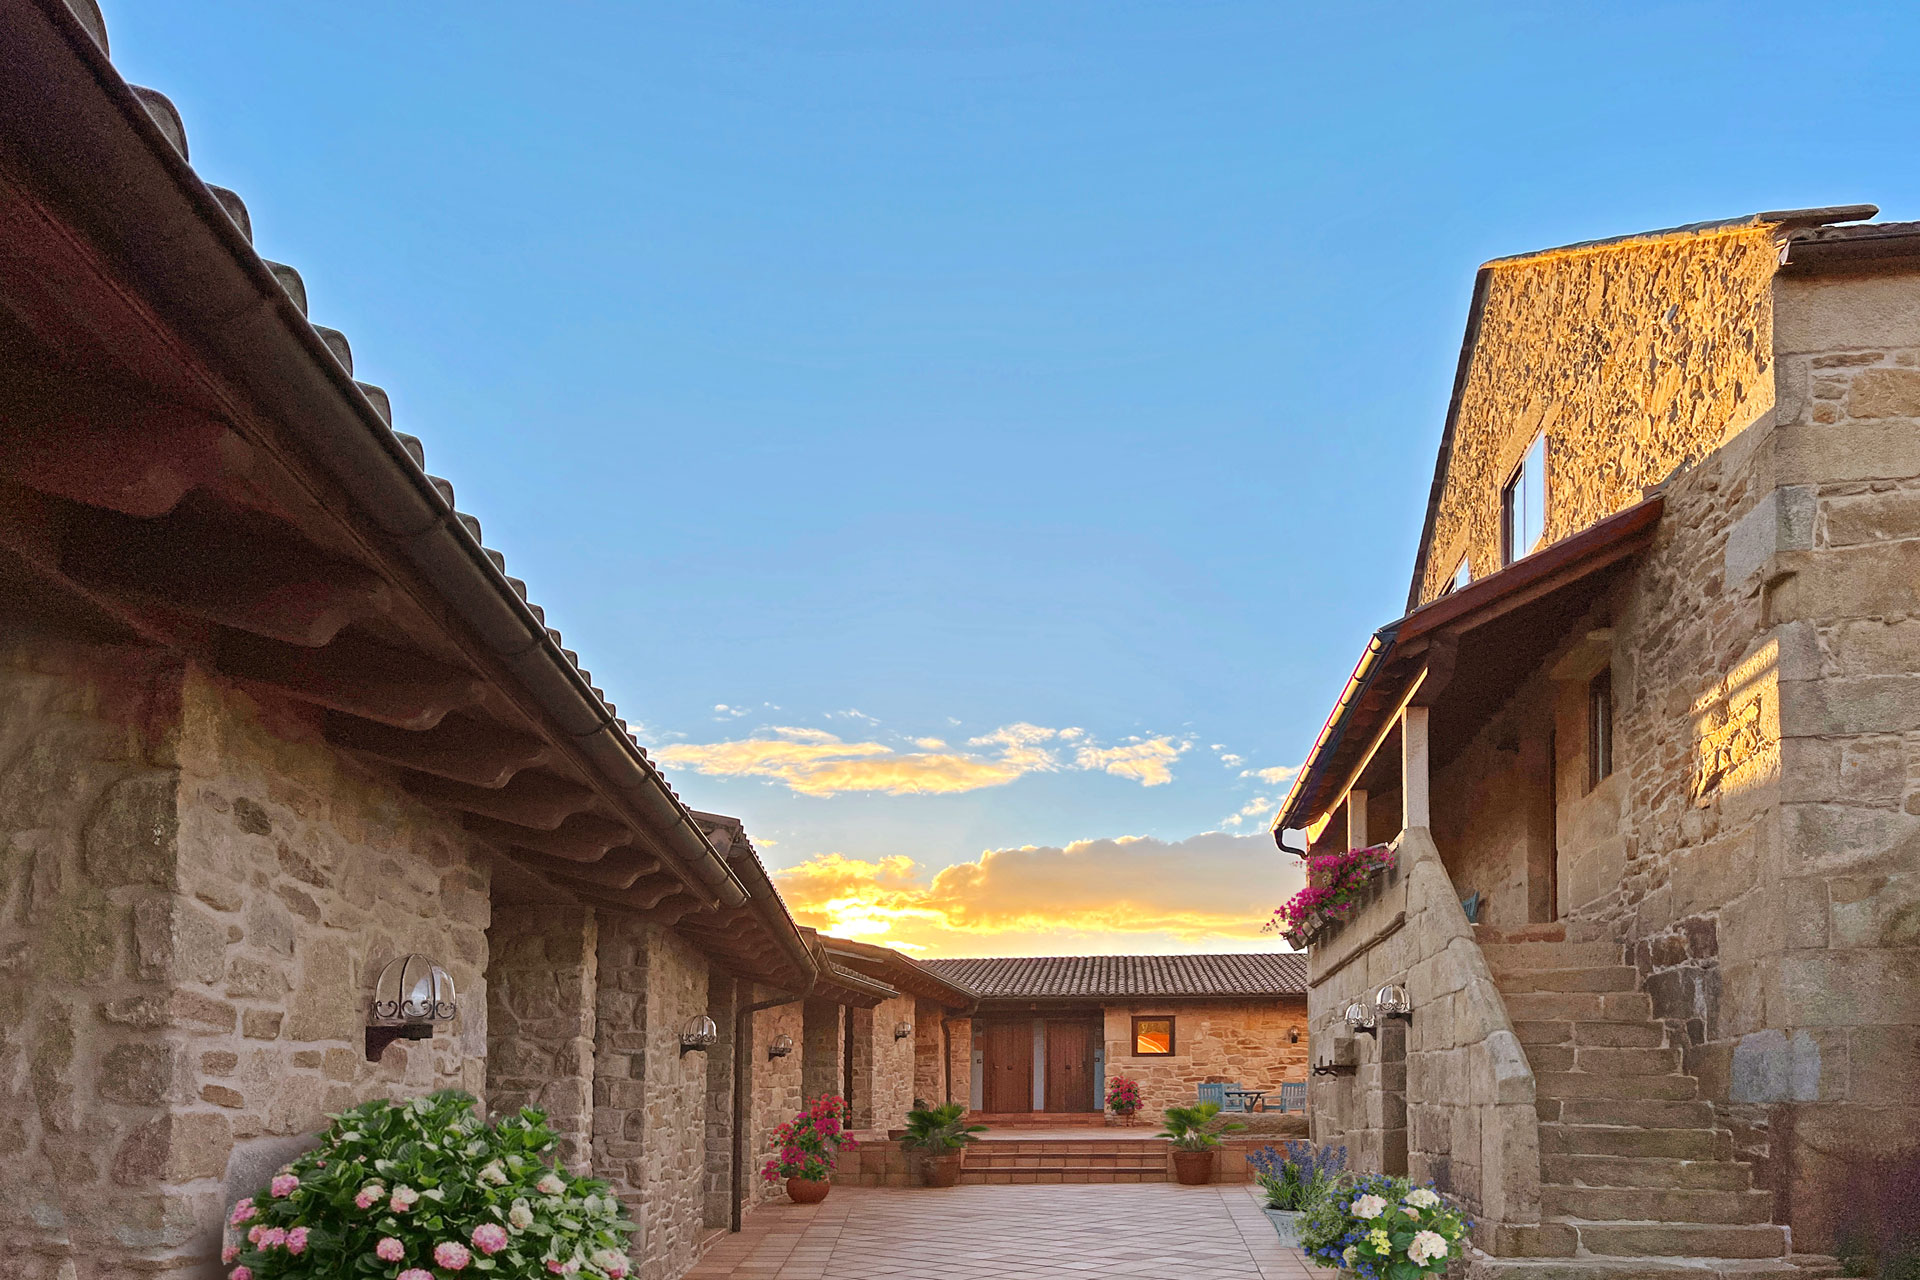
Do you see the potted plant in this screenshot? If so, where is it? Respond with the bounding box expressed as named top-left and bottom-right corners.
top-left (1248, 1141), bottom-right (1347, 1245)
top-left (220, 1090), bottom-right (636, 1279)
top-left (1105, 1074), bottom-right (1143, 1125)
top-left (1265, 844), bottom-right (1397, 943)
top-left (761, 1095), bottom-right (857, 1204)
top-left (1298, 1172), bottom-right (1470, 1277)
top-left (1157, 1102), bottom-right (1244, 1185)
top-left (899, 1102), bottom-right (988, 1188)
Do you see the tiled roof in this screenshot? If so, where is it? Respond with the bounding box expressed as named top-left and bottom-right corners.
top-left (917, 953), bottom-right (1306, 1000)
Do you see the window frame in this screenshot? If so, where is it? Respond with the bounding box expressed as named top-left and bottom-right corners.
top-left (1587, 667), bottom-right (1614, 792)
top-left (1130, 1015), bottom-right (1176, 1057)
top-left (1449, 556), bottom-right (1471, 593)
top-left (1501, 434), bottom-right (1547, 566)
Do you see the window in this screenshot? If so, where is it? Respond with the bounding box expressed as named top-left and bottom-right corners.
top-left (1588, 668), bottom-right (1613, 791)
top-left (1132, 1016), bottom-right (1175, 1056)
top-left (1501, 434), bottom-right (1547, 565)
top-left (1449, 557), bottom-right (1471, 593)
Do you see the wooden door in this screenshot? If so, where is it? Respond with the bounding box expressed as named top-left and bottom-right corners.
top-left (981, 1020), bottom-right (1032, 1113)
top-left (1044, 1020), bottom-right (1097, 1112)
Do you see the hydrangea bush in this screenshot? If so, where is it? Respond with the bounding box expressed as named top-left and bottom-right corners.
top-left (223, 1090), bottom-right (635, 1280)
top-left (760, 1095), bottom-right (856, 1184)
top-left (1298, 1173), bottom-right (1470, 1279)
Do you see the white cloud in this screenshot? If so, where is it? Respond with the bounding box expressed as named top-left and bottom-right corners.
top-left (1241, 763), bottom-right (1302, 786)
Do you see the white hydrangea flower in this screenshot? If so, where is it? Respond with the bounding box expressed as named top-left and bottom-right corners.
top-left (1352, 1193), bottom-right (1388, 1220)
top-left (508, 1199), bottom-right (535, 1230)
top-left (1408, 1230), bottom-right (1450, 1265)
top-left (1406, 1187), bottom-right (1441, 1209)
top-left (478, 1161), bottom-right (509, 1186)
top-left (536, 1173), bottom-right (566, 1196)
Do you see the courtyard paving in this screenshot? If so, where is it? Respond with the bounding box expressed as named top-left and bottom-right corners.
top-left (686, 1182), bottom-right (1333, 1280)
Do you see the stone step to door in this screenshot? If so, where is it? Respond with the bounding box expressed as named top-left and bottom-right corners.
top-left (968, 1152), bottom-right (1167, 1170)
top-left (1534, 1071), bottom-right (1699, 1101)
top-left (1496, 967), bottom-right (1642, 994)
top-left (1541, 1124), bottom-right (1733, 1161)
top-left (960, 1167), bottom-right (1168, 1185)
top-left (970, 1142), bottom-right (1166, 1157)
top-left (1538, 1098), bottom-right (1719, 1128)
top-left (1515, 1020), bottom-right (1668, 1050)
top-left (1541, 1154), bottom-right (1756, 1191)
top-left (1505, 992), bottom-right (1655, 1023)
top-left (1566, 1221), bottom-right (1791, 1260)
top-left (1480, 940), bottom-right (1625, 971)
top-left (1543, 1185), bottom-right (1777, 1225)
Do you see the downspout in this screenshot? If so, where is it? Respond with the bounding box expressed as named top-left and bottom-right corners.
top-left (730, 989), bottom-right (807, 1233)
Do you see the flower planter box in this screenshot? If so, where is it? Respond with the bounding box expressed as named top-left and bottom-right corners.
top-left (786, 1177), bottom-right (830, 1204)
top-left (1264, 1208), bottom-right (1302, 1246)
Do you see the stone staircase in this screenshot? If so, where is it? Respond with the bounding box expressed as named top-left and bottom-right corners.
top-left (960, 1135), bottom-right (1170, 1184)
top-left (1478, 928), bottom-right (1799, 1278)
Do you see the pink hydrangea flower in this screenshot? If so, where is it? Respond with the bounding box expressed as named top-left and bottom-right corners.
top-left (355, 1183), bottom-right (383, 1210)
top-left (471, 1223), bottom-right (510, 1256)
top-left (247, 1224), bottom-right (267, 1246)
top-left (286, 1226), bottom-right (309, 1256)
top-left (398, 1271), bottom-right (434, 1280)
top-left (376, 1237), bottom-right (406, 1262)
top-left (261, 1227), bottom-right (288, 1249)
top-left (229, 1269), bottom-right (252, 1280)
top-left (221, 1245), bottom-right (238, 1265)
top-left (228, 1198), bottom-right (256, 1227)
top-left (390, 1185), bottom-right (420, 1213)
top-left (435, 1241), bottom-right (472, 1270)
top-left (270, 1173), bottom-right (299, 1198)
top-left (546, 1260), bottom-right (580, 1275)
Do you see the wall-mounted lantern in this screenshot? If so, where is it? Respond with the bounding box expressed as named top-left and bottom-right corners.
top-left (893, 1021), bottom-right (913, 1041)
top-left (366, 953), bottom-right (458, 1061)
top-left (1374, 984), bottom-right (1412, 1021)
top-left (766, 1033), bottom-right (795, 1060)
top-left (1288, 1026), bottom-right (1300, 1044)
top-left (680, 1015), bottom-right (719, 1055)
top-left (1343, 998), bottom-right (1377, 1037)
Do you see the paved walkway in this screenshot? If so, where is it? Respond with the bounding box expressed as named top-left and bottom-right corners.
top-left (686, 1183), bottom-right (1333, 1280)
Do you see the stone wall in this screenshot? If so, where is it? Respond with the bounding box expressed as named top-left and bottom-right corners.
top-left (593, 915), bottom-right (711, 1280)
top-left (799, 996), bottom-right (843, 1104)
top-left (746, 999), bottom-right (804, 1207)
top-left (1418, 223), bottom-right (1779, 605)
top-left (486, 904), bottom-right (597, 1171)
top-left (1307, 830), bottom-right (1539, 1239)
top-left (702, 972), bottom-right (737, 1229)
top-left (1102, 999), bottom-right (1308, 1116)
top-left (852, 992), bottom-right (917, 1131)
top-left (0, 642), bottom-right (494, 1280)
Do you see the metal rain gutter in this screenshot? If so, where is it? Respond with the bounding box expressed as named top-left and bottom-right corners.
top-left (1271, 622), bottom-right (1401, 841)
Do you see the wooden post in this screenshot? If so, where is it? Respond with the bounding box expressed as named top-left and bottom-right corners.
top-left (1402, 705), bottom-right (1430, 830)
top-left (1346, 788), bottom-right (1369, 850)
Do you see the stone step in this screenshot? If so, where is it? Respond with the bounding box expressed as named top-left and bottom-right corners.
top-left (1543, 1185), bottom-right (1777, 1224)
top-left (1466, 1254), bottom-right (1809, 1280)
top-left (1497, 967), bottom-right (1642, 994)
top-left (1569, 1222), bottom-right (1790, 1260)
top-left (1483, 940), bottom-right (1624, 969)
top-left (1542, 1154), bottom-right (1755, 1191)
top-left (968, 1152), bottom-right (1166, 1168)
top-left (1515, 1021), bottom-right (1668, 1049)
top-left (1536, 1071), bottom-right (1700, 1101)
top-left (970, 1142), bottom-right (1166, 1156)
top-left (1541, 1124), bottom-right (1732, 1160)
top-left (1540, 1098), bottom-right (1719, 1128)
top-left (1506, 992), bottom-right (1655, 1023)
top-left (960, 1167), bottom-right (1167, 1184)
top-left (1576, 1046), bottom-right (1686, 1075)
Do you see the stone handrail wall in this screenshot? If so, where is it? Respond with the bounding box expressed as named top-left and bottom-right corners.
top-left (1306, 827), bottom-right (1539, 1229)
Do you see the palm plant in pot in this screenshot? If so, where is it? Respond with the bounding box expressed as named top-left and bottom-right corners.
top-left (899, 1102), bottom-right (988, 1188)
top-left (1157, 1102), bottom-right (1244, 1185)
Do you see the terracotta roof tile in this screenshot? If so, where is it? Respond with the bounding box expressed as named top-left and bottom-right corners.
top-left (917, 953), bottom-right (1305, 1000)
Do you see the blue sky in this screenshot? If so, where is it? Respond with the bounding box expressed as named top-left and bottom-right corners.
top-left (111, 1), bottom-right (1917, 952)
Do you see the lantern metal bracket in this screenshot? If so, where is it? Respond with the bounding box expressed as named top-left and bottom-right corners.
top-left (366, 1022), bottom-right (435, 1062)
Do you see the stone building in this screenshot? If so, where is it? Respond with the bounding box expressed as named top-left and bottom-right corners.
top-left (921, 953), bottom-right (1309, 1116)
top-left (0, 4), bottom-right (910, 1277)
top-left (1274, 206), bottom-right (1920, 1274)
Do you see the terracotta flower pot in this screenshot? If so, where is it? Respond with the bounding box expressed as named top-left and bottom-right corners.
top-left (921, 1153), bottom-right (963, 1188)
top-left (786, 1176), bottom-right (831, 1204)
top-left (1171, 1149), bottom-right (1216, 1186)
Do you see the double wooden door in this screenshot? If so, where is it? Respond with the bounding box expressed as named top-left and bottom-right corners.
top-left (979, 1018), bottom-right (1101, 1113)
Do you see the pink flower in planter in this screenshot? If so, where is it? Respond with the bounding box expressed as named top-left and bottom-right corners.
top-left (247, 1225), bottom-right (268, 1246)
top-left (817, 1117), bottom-right (840, 1137)
top-left (228, 1198), bottom-right (256, 1227)
top-left (221, 1245), bottom-right (238, 1265)
top-left (286, 1227), bottom-right (309, 1256)
top-left (471, 1223), bottom-right (509, 1256)
top-left (398, 1270), bottom-right (434, 1280)
top-left (270, 1174), bottom-right (299, 1198)
top-left (434, 1241), bottom-right (472, 1270)
top-left (376, 1237), bottom-right (406, 1262)
top-left (229, 1268), bottom-right (252, 1280)
top-left (259, 1227), bottom-right (287, 1249)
